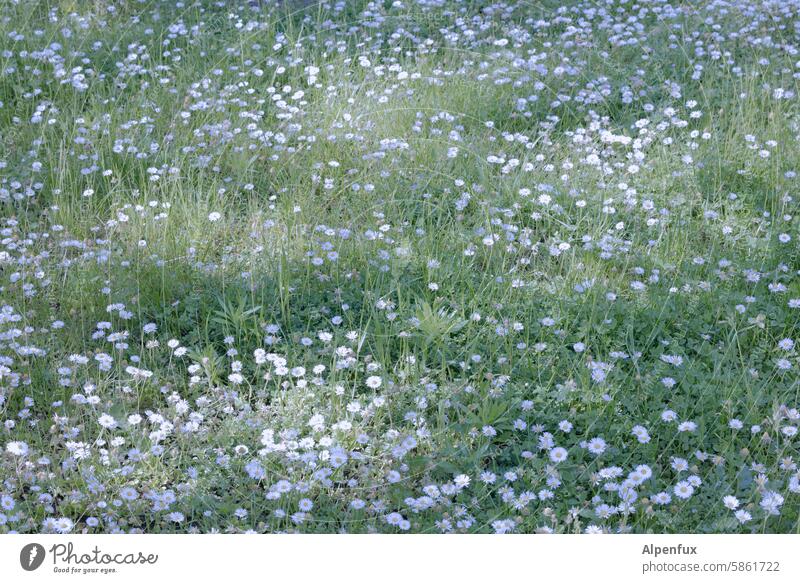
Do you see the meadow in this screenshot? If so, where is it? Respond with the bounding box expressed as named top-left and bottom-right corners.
top-left (0, 0), bottom-right (799, 533)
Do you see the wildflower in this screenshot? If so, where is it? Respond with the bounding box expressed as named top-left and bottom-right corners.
top-left (722, 496), bottom-right (739, 510)
top-left (652, 492), bottom-right (672, 505)
top-left (120, 487), bottom-right (139, 502)
top-left (674, 481), bottom-right (695, 500)
top-left (54, 517), bottom-right (75, 534)
top-left (454, 474), bottom-right (471, 489)
top-left (735, 510), bottom-right (752, 524)
top-left (631, 425), bottom-right (650, 444)
top-left (760, 491), bottom-right (784, 516)
top-left (5, 441), bottom-right (29, 456)
top-left (245, 460), bottom-right (266, 480)
top-left (586, 437), bottom-right (607, 455)
top-left (385, 512), bottom-right (404, 527)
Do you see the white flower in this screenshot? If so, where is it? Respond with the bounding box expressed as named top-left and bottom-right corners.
top-left (454, 474), bottom-right (471, 489)
top-left (631, 425), bottom-right (651, 444)
top-left (385, 512), bottom-right (403, 526)
top-left (723, 495), bottom-right (739, 510)
top-left (6, 441), bottom-right (29, 456)
top-left (586, 437), bottom-right (607, 455)
top-left (245, 459), bottom-right (265, 480)
top-left (673, 481), bottom-right (694, 500)
top-left (54, 517), bottom-right (75, 533)
top-left (760, 491), bottom-right (784, 515)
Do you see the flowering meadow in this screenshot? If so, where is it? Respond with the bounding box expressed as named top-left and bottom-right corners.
top-left (1, 0), bottom-right (799, 535)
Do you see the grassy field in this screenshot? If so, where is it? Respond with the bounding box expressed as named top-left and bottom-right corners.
top-left (0, 0), bottom-right (799, 533)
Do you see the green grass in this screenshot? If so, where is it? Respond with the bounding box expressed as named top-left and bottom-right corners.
top-left (0, 0), bottom-right (799, 534)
